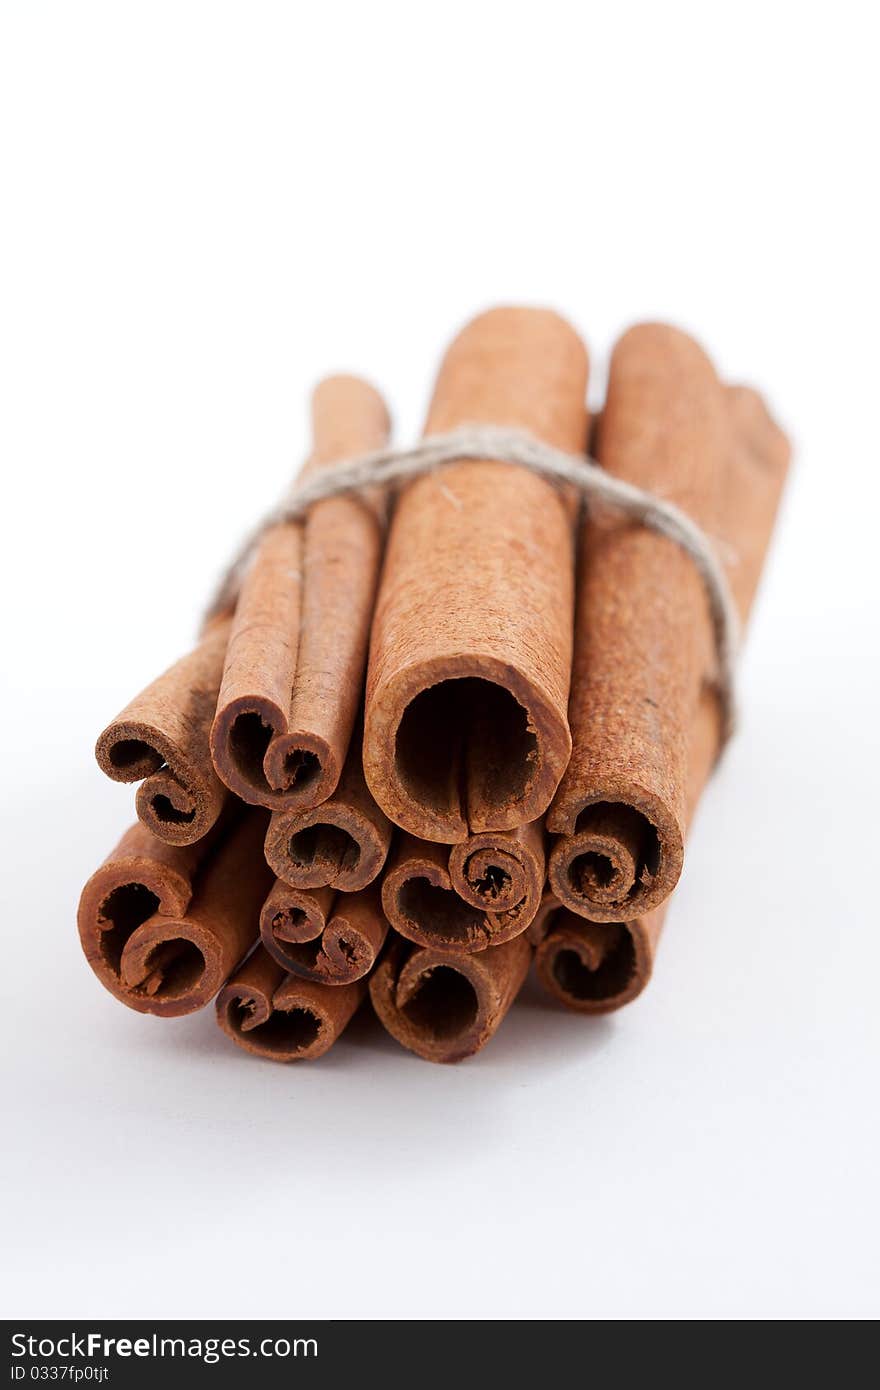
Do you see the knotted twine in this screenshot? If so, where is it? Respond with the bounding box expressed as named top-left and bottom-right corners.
top-left (205, 425), bottom-right (740, 744)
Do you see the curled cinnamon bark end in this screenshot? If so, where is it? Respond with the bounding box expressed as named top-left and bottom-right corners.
top-left (546, 360), bottom-right (790, 929)
top-left (260, 881), bottom-right (387, 985)
top-left (369, 935), bottom-right (531, 1063)
top-left (546, 791), bottom-right (682, 923)
top-left (264, 736), bottom-right (392, 891)
top-left (546, 323), bottom-right (750, 920)
top-left (364, 307), bottom-right (588, 843)
top-left (537, 693), bottom-right (747, 1013)
top-left (95, 620), bottom-right (230, 845)
top-left (382, 834), bottom-right (535, 953)
top-left (216, 947), bottom-right (365, 1061)
top-left (534, 908), bottom-right (660, 1014)
top-left (210, 376), bottom-right (390, 811)
top-left (448, 820), bottom-right (545, 922)
top-left (260, 879), bottom-right (333, 956)
top-left (210, 524), bottom-right (307, 805)
top-left (78, 816), bottom-right (271, 1016)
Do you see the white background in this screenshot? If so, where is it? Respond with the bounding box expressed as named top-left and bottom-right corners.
top-left (1, 2), bottom-right (878, 1321)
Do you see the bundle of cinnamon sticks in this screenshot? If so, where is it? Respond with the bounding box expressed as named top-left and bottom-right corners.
top-left (79, 308), bottom-right (789, 1064)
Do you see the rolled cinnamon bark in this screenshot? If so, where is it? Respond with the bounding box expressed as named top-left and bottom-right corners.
top-left (259, 877), bottom-right (332, 952)
top-left (363, 307), bottom-right (589, 842)
top-left (535, 907), bottom-right (655, 1013)
top-left (95, 618), bottom-right (230, 845)
top-left (536, 698), bottom-right (719, 1011)
top-left (547, 326), bottom-right (789, 921)
top-left (260, 879), bottom-right (387, 985)
top-left (77, 813), bottom-right (271, 1016)
top-left (382, 830), bottom-right (542, 953)
top-left (263, 733), bottom-right (392, 891)
top-left (369, 933), bottom-right (531, 1063)
top-left (216, 946), bottom-right (365, 1060)
top-left (448, 820), bottom-right (545, 922)
top-left (538, 392), bottom-right (789, 1009)
top-left (211, 375), bottom-right (390, 809)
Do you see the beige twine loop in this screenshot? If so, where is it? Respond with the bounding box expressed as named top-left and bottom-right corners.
top-left (206, 425), bottom-right (740, 744)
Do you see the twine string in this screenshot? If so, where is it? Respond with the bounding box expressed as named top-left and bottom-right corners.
top-left (206, 424), bottom-right (740, 742)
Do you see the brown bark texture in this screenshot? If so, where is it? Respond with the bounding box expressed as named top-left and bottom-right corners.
top-left (369, 932), bottom-right (532, 1063)
top-left (263, 730), bottom-right (392, 891)
top-left (260, 879), bottom-right (388, 985)
top-left (82, 309), bottom-right (790, 1063)
top-left (216, 945), bottom-right (365, 1060)
top-left (538, 378), bottom-right (790, 1008)
top-left (211, 375), bottom-right (390, 810)
top-left (78, 813), bottom-right (271, 1016)
top-left (95, 618), bottom-right (231, 845)
top-left (382, 829), bottom-right (543, 953)
top-left (363, 307), bottom-right (589, 843)
top-left (547, 326), bottom-right (790, 924)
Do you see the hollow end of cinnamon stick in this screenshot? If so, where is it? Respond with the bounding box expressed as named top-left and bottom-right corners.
top-left (369, 934), bottom-right (532, 1063)
top-left (261, 882), bottom-right (387, 985)
top-left (546, 788), bottom-right (683, 923)
top-left (78, 816), bottom-right (270, 1017)
top-left (95, 722), bottom-right (226, 847)
top-left (260, 879), bottom-right (334, 964)
top-left (216, 947), bottom-right (365, 1060)
top-left (448, 821), bottom-right (545, 921)
top-left (211, 702), bottom-right (349, 810)
top-left (382, 835), bottom-right (536, 954)
top-left (78, 826), bottom-right (204, 1015)
top-left (534, 909), bottom-right (658, 1013)
top-left (263, 734), bottom-right (392, 892)
top-left (114, 917), bottom-right (230, 1015)
top-left (538, 690), bottom-right (731, 1014)
top-left (363, 306), bottom-right (589, 843)
top-left (95, 622), bottom-right (231, 846)
top-left (368, 660), bottom-right (572, 844)
top-left (265, 815), bottom-right (368, 890)
top-left (79, 869), bottom-right (228, 1018)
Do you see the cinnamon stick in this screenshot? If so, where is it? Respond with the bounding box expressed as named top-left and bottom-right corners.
top-left (547, 325), bottom-right (789, 921)
top-left (211, 375), bottom-right (390, 809)
top-left (369, 933), bottom-right (531, 1063)
top-left (95, 618), bottom-right (230, 845)
top-left (77, 813), bottom-right (271, 1016)
top-left (448, 820), bottom-right (545, 927)
top-left (259, 879), bottom-right (387, 984)
top-left (263, 732), bottom-right (392, 890)
top-left (216, 946), bottom-right (365, 1060)
top-left (382, 831), bottom-right (540, 953)
top-left (363, 307), bottom-right (589, 842)
top-left (537, 383), bottom-right (790, 1009)
top-left (535, 696), bottom-right (719, 1011)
